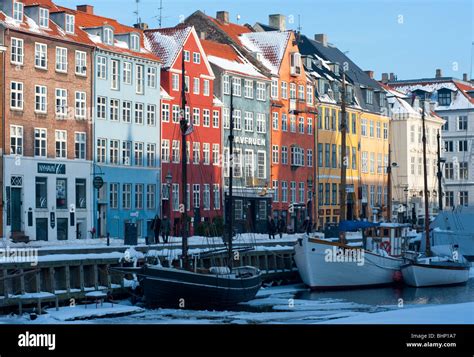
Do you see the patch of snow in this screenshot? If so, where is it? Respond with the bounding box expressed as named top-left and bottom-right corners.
top-left (207, 55), bottom-right (267, 79)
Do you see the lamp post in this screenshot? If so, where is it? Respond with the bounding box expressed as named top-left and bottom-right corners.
top-left (307, 175), bottom-right (314, 229)
top-left (165, 171), bottom-right (172, 220)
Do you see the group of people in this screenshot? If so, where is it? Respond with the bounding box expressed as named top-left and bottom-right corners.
top-left (151, 215), bottom-right (171, 244)
top-left (267, 215), bottom-right (312, 239)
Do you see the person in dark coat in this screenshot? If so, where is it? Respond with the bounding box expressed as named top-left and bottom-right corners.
top-left (277, 216), bottom-right (285, 239)
top-left (303, 216), bottom-right (312, 234)
top-left (267, 216), bottom-right (276, 240)
top-left (162, 216), bottom-right (170, 243)
top-left (152, 215), bottom-right (161, 244)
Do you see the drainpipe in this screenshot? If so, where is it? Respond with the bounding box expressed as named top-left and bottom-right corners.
top-left (1, 29), bottom-right (5, 239)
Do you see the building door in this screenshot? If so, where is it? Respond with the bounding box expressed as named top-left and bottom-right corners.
top-left (36, 218), bottom-right (48, 241)
top-left (11, 188), bottom-right (22, 232)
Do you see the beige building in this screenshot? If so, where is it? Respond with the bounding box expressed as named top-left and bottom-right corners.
top-left (383, 85), bottom-right (444, 223)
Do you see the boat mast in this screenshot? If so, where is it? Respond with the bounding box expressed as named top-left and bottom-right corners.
top-left (180, 49), bottom-right (189, 269)
top-left (339, 70), bottom-right (347, 244)
top-left (421, 99), bottom-right (431, 256)
top-left (436, 129), bottom-right (443, 211)
top-left (227, 77), bottom-right (234, 269)
top-left (386, 144), bottom-right (392, 222)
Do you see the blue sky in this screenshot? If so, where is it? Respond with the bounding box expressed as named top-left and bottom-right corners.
top-left (56, 0), bottom-right (473, 80)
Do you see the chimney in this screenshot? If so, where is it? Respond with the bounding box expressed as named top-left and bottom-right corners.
top-left (200, 31), bottom-right (206, 40)
top-left (269, 14), bottom-right (286, 31)
top-left (76, 5), bottom-right (94, 14)
top-left (134, 23), bottom-right (149, 30)
top-left (314, 34), bottom-right (328, 47)
top-left (364, 70), bottom-right (374, 79)
top-left (463, 73), bottom-right (468, 82)
top-left (389, 73), bottom-right (395, 81)
top-left (435, 68), bottom-right (442, 78)
top-left (216, 11), bottom-right (229, 24)
top-left (381, 73), bottom-right (389, 83)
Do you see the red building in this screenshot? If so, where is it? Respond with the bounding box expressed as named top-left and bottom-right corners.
top-left (144, 25), bottom-right (223, 235)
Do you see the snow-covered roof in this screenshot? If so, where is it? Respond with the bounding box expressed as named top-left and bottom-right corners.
top-left (239, 31), bottom-right (291, 75)
top-left (144, 25), bottom-right (192, 68)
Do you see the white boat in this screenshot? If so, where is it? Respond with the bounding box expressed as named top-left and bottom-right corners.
top-left (401, 256), bottom-right (470, 287)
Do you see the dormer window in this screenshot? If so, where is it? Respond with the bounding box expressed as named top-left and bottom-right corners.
top-left (438, 90), bottom-right (452, 106)
top-left (379, 92), bottom-right (386, 107)
top-left (13, 1), bottom-right (23, 22)
top-left (39, 8), bottom-right (49, 28)
top-left (130, 34), bottom-right (140, 51)
top-left (65, 14), bottom-right (75, 34)
top-left (290, 52), bottom-right (301, 76)
top-left (365, 89), bottom-right (373, 104)
top-left (104, 28), bottom-right (113, 45)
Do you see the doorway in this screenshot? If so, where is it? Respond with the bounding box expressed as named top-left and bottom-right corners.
top-left (11, 188), bottom-right (22, 232)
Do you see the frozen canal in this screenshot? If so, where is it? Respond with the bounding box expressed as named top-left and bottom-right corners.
top-left (2, 273), bottom-right (473, 324)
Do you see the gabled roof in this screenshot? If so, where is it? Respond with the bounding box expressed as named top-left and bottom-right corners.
top-left (239, 31), bottom-right (291, 75)
top-left (201, 39), bottom-right (268, 80)
top-left (144, 25), bottom-right (192, 68)
top-left (207, 15), bottom-right (253, 43)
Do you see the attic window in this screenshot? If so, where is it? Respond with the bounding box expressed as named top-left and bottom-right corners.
top-left (366, 89), bottom-right (373, 104)
top-left (438, 90), bottom-right (451, 106)
top-left (13, 1), bottom-right (23, 22)
top-left (103, 28), bottom-right (113, 45)
top-left (39, 8), bottom-right (49, 28)
top-left (130, 34), bottom-right (140, 51)
top-left (65, 14), bottom-right (75, 34)
top-left (290, 52), bottom-right (301, 76)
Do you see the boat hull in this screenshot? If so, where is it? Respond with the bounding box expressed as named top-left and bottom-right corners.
top-left (140, 266), bottom-right (262, 308)
top-left (401, 262), bottom-right (470, 287)
top-left (294, 236), bottom-right (403, 289)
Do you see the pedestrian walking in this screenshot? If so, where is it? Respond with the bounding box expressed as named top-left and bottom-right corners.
top-left (277, 215), bottom-right (285, 239)
top-left (267, 216), bottom-right (276, 240)
top-left (162, 216), bottom-right (170, 243)
top-left (152, 215), bottom-right (161, 244)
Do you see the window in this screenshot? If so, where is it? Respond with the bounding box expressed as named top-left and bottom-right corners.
top-left (383, 122), bottom-right (388, 140)
top-left (75, 91), bottom-right (86, 119)
top-left (172, 140), bottom-right (180, 163)
top-left (361, 151), bottom-right (368, 173)
top-left (256, 82), bottom-right (266, 101)
top-left (457, 116), bottom-right (468, 131)
top-left (110, 60), bottom-right (119, 89)
top-left (234, 200), bottom-right (243, 220)
top-left (376, 122), bottom-right (381, 138)
top-left (131, 34), bottom-right (140, 51)
top-left (146, 143), bottom-right (156, 167)
top-left (281, 146), bottom-right (288, 165)
top-left (307, 149), bottom-right (313, 167)
top-left (233, 149), bottom-right (242, 177)
top-left (193, 108), bottom-right (200, 126)
top-left (203, 143), bottom-right (210, 165)
top-left (104, 27), bottom-right (113, 45)
top-left (281, 81), bottom-right (288, 99)
top-left (444, 162), bottom-right (453, 179)
top-left (172, 74), bottom-right (179, 91)
top-left (122, 101), bottom-right (131, 123)
top-left (369, 120), bottom-right (374, 137)
top-left (10, 81), bottom-right (23, 110)
top-left (298, 85), bottom-right (305, 101)
top-left (377, 153), bottom-right (382, 174)
top-left (325, 144), bottom-right (330, 168)
top-left (193, 184), bottom-right (200, 208)
top-left (35, 177), bottom-right (47, 209)
top-left (96, 138), bottom-right (106, 163)
top-left (35, 43), bottom-right (47, 69)
top-left (331, 183), bottom-right (337, 205)
top-left (318, 143), bottom-right (323, 167)
top-left (307, 85), bottom-right (313, 105)
top-left (109, 139), bottom-right (119, 164)
top-left (370, 152), bottom-right (375, 174)
top-left (54, 88), bottom-right (67, 118)
top-left (135, 184), bottom-right (143, 209)
top-left (212, 144), bottom-right (219, 165)
top-left (122, 141), bottom-right (131, 165)
top-left (75, 51), bottom-right (87, 75)
top-left (161, 103), bottom-right (170, 123)
top-left (307, 117), bottom-right (313, 135)
top-left (351, 147), bottom-right (357, 170)
top-left (134, 142), bottom-right (144, 166)
top-left (185, 76), bottom-right (189, 93)
top-left (298, 117), bottom-right (305, 134)
top-left (135, 103), bottom-right (144, 124)
top-left (244, 112), bottom-right (254, 132)
top-left (458, 140), bottom-right (468, 152)
top-left (223, 108), bottom-right (230, 129)
top-left (193, 142), bottom-right (200, 164)
top-left (244, 150), bottom-right (254, 178)
top-left (272, 145), bottom-right (279, 164)
top-left (55, 130), bottom-right (67, 158)
top-left (232, 77), bottom-right (242, 96)
top-left (279, 181), bottom-right (288, 203)
top-left (212, 110), bottom-right (219, 128)
top-left (97, 56), bottom-right (107, 79)
top-left (233, 110), bottom-right (241, 130)
top-left (331, 144), bottom-right (337, 168)
top-left (172, 184), bottom-right (179, 211)
top-left (11, 38), bottom-right (23, 65)
top-left (65, 14), bottom-right (75, 34)
top-left (110, 99), bottom-right (119, 121)
top-left (273, 180), bottom-right (279, 202)
top-left (121, 62), bottom-right (132, 84)
top-left (444, 191), bottom-right (454, 207)
top-left (10, 125), bottom-right (23, 155)
top-left (193, 52), bottom-right (201, 64)
top-left (213, 184), bottom-right (220, 210)
top-left (193, 77), bottom-right (200, 94)
top-left (223, 75), bottom-right (230, 94)
top-left (244, 79), bottom-right (253, 98)
top-left (13, 1), bottom-right (23, 22)
top-left (438, 91), bottom-right (451, 106)
top-left (203, 109), bottom-right (210, 127)
top-left (254, 113), bottom-right (265, 133)
top-left (459, 162), bottom-right (468, 180)
top-left (56, 47), bottom-right (67, 72)
top-left (282, 113), bottom-right (288, 131)
top-left (351, 113), bottom-right (357, 134)
top-left (122, 184), bottom-right (131, 209)
top-left (291, 146), bottom-right (304, 167)
top-left (146, 184), bottom-right (156, 210)
top-left (290, 83), bottom-right (297, 99)
top-left (460, 191), bottom-right (469, 206)
top-left (200, 79), bottom-right (209, 97)
top-left (109, 183), bottom-right (119, 209)
top-left (35, 129), bottom-right (47, 157)
top-left (272, 112), bottom-right (279, 130)
top-left (290, 182), bottom-right (297, 203)
top-left (145, 104), bottom-right (156, 126)
top-left (183, 50), bottom-right (190, 62)
top-left (257, 151), bottom-right (266, 179)
top-left (361, 119), bottom-right (367, 136)
top-left (203, 184), bottom-right (210, 210)
top-left (75, 179), bottom-right (86, 209)
top-left (136, 64), bottom-right (144, 94)
top-left (290, 115), bottom-right (296, 132)
top-left (366, 89), bottom-right (373, 104)
top-left (75, 132), bottom-right (86, 159)
top-left (441, 117), bottom-right (449, 131)
top-left (34, 85), bottom-right (47, 113)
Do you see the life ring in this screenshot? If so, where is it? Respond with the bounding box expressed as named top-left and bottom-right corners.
top-left (380, 241), bottom-right (391, 254)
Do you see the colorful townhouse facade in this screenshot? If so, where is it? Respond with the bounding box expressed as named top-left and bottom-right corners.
top-left (201, 38), bottom-right (272, 234)
top-left (144, 25), bottom-right (222, 236)
top-left (73, 5), bottom-right (162, 240)
top-left (1, 0), bottom-right (95, 241)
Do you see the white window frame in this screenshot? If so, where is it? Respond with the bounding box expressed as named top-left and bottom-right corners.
top-left (34, 85), bottom-right (47, 113)
top-left (136, 64), bottom-right (144, 94)
top-left (147, 67), bottom-right (157, 88)
top-left (97, 56), bottom-right (107, 79)
top-left (11, 37), bottom-right (24, 65)
top-left (244, 79), bottom-right (253, 99)
top-left (35, 42), bottom-right (47, 69)
top-left (65, 14), bottom-right (75, 34)
top-left (55, 130), bottom-right (67, 158)
top-left (34, 128), bottom-right (47, 157)
top-left (13, 1), bottom-right (23, 22)
top-left (203, 79), bottom-right (210, 96)
top-left (212, 110), bottom-right (219, 128)
top-left (123, 62), bottom-right (132, 84)
top-left (55, 88), bottom-right (67, 118)
top-left (75, 50), bottom-right (87, 76)
top-left (111, 59), bottom-right (119, 90)
top-left (74, 132), bottom-right (86, 160)
top-left (104, 27), bottom-right (113, 45)
top-left (39, 8), bottom-right (49, 28)
top-left (122, 101), bottom-right (132, 123)
top-left (75, 91), bottom-right (86, 119)
top-left (109, 99), bottom-right (119, 121)
top-left (147, 104), bottom-right (156, 126)
top-left (10, 125), bottom-right (23, 156)
top-left (10, 81), bottom-right (24, 110)
top-left (55, 47), bottom-right (68, 73)
top-left (135, 103), bottom-right (144, 124)
top-left (130, 34), bottom-right (140, 51)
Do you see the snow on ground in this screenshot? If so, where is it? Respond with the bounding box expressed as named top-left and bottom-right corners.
top-left (322, 302), bottom-right (474, 324)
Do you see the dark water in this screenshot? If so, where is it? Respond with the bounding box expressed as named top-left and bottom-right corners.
top-left (295, 278), bottom-right (474, 307)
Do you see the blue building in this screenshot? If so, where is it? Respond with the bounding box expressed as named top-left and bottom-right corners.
top-left (75, 7), bottom-right (161, 240)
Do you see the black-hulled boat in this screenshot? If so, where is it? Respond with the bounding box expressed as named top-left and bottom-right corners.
top-left (114, 51), bottom-right (261, 309)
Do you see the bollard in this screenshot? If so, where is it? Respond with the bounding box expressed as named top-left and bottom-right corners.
top-left (107, 232), bottom-right (110, 246)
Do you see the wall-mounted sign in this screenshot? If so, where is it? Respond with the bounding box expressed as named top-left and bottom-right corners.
top-left (50, 212), bottom-right (56, 228)
top-left (38, 163), bottom-right (66, 175)
top-left (93, 176), bottom-right (104, 189)
top-left (234, 136), bottom-right (266, 146)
